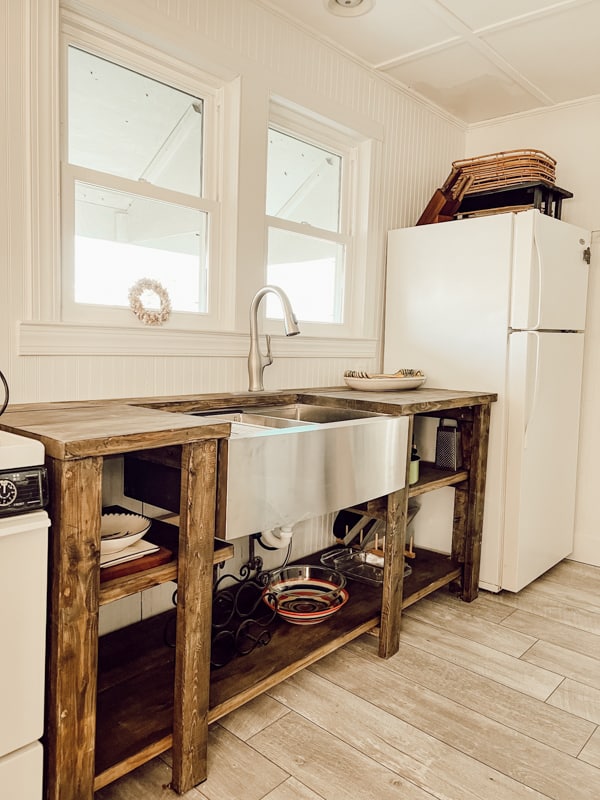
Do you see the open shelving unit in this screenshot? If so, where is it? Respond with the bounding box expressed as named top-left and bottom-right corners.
top-left (93, 458), bottom-right (469, 787)
top-left (21, 390), bottom-right (492, 799)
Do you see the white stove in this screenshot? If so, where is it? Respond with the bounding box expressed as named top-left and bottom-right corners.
top-left (0, 431), bottom-right (49, 800)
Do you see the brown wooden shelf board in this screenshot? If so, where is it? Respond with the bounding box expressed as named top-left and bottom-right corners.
top-left (209, 584), bottom-right (380, 722)
top-left (93, 547), bottom-right (460, 786)
top-left (402, 547), bottom-right (461, 608)
top-left (95, 611), bottom-right (176, 786)
top-left (98, 511), bottom-right (234, 605)
top-left (409, 462), bottom-right (469, 497)
top-left (345, 464), bottom-right (469, 522)
top-left (94, 736), bottom-right (172, 791)
top-left (99, 559), bottom-right (178, 606)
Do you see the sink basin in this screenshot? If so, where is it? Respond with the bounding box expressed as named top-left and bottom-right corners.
top-left (192, 403), bottom-right (410, 540)
top-left (245, 403), bottom-right (382, 424)
top-left (189, 410), bottom-right (315, 432)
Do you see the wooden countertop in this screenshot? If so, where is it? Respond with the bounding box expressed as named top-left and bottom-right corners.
top-left (298, 387), bottom-right (497, 415)
top-left (0, 386), bottom-right (497, 460)
top-left (0, 404), bottom-right (230, 460)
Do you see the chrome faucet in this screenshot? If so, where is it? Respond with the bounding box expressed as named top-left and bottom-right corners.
top-left (248, 286), bottom-right (300, 391)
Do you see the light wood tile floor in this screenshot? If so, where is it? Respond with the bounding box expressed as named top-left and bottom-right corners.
top-left (96, 559), bottom-right (600, 800)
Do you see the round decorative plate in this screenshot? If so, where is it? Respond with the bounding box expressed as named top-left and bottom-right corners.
top-left (344, 375), bottom-right (426, 392)
top-left (100, 513), bottom-right (151, 555)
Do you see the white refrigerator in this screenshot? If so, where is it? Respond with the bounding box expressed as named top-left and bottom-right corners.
top-left (384, 209), bottom-right (590, 592)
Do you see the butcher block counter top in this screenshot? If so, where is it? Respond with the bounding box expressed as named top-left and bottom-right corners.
top-left (0, 386), bottom-right (497, 459)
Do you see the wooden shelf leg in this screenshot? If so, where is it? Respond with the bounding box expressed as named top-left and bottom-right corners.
top-left (460, 404), bottom-right (491, 602)
top-left (378, 417), bottom-right (413, 659)
top-left (45, 456), bottom-right (103, 800)
top-left (171, 440), bottom-right (218, 793)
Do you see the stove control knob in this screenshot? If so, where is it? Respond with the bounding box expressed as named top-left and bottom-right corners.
top-left (0, 479), bottom-right (18, 507)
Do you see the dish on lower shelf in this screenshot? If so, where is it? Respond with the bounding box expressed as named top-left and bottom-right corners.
top-left (100, 512), bottom-right (151, 555)
top-left (262, 564), bottom-right (348, 625)
top-left (263, 586), bottom-right (349, 625)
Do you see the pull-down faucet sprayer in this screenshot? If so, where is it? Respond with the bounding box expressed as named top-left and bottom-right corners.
top-left (248, 286), bottom-right (300, 392)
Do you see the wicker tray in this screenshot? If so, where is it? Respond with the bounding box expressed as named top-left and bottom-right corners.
top-left (452, 149), bottom-right (556, 193)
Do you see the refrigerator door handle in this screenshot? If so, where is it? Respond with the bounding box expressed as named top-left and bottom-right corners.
top-left (524, 331), bottom-right (540, 445)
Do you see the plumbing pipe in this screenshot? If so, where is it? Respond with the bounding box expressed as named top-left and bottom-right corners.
top-left (258, 525), bottom-right (294, 550)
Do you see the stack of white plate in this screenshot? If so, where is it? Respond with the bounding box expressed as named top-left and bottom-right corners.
top-left (100, 513), bottom-right (151, 555)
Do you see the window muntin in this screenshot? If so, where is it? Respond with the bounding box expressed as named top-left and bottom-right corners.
top-left (265, 124), bottom-right (350, 327)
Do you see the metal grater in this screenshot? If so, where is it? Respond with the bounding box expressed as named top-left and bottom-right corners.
top-left (435, 420), bottom-right (462, 470)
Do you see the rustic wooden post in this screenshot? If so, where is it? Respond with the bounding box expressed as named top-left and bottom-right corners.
top-left (460, 403), bottom-right (491, 601)
top-left (378, 416), bottom-right (413, 658)
top-left (171, 439), bottom-right (218, 792)
top-left (45, 456), bottom-right (103, 800)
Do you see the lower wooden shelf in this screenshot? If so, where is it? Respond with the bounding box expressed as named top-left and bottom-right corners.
top-left (93, 547), bottom-right (460, 788)
top-left (94, 610), bottom-right (176, 790)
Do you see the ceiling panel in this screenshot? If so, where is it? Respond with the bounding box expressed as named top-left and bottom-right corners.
top-left (483, 2), bottom-right (600, 102)
top-left (437, 0), bottom-right (574, 31)
top-left (254, 0), bottom-right (600, 123)
top-left (383, 43), bottom-right (542, 123)
top-left (260, 0), bottom-right (459, 64)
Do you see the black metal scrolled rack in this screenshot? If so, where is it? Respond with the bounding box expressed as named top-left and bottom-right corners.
top-left (163, 548), bottom-right (278, 669)
top-left (210, 554), bottom-right (277, 669)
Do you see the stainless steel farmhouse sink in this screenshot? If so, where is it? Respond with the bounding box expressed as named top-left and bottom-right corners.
top-left (191, 404), bottom-right (409, 540)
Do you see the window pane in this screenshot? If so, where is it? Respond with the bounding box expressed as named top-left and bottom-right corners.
top-left (266, 129), bottom-right (341, 233)
top-left (68, 47), bottom-right (202, 197)
top-left (266, 227), bottom-right (344, 323)
top-left (74, 182), bottom-right (207, 313)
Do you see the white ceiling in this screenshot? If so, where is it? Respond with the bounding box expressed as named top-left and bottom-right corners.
top-left (256, 0), bottom-right (600, 124)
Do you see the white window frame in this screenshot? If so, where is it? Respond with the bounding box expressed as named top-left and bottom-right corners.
top-left (59, 19), bottom-right (232, 331)
top-left (264, 99), bottom-right (372, 340)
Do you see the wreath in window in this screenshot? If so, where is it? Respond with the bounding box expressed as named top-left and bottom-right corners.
top-left (128, 278), bottom-right (172, 326)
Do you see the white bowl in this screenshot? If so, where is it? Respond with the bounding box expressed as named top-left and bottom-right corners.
top-left (344, 375), bottom-right (426, 392)
top-left (100, 513), bottom-right (151, 555)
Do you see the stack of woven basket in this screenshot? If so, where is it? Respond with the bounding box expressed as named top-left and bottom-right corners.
top-left (416, 149), bottom-right (557, 225)
top-left (451, 149), bottom-right (556, 194)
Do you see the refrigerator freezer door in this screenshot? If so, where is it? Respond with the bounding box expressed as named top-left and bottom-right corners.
top-left (511, 210), bottom-right (590, 332)
top-left (502, 331), bottom-right (585, 591)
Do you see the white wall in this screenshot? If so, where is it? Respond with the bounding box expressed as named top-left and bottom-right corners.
top-left (5, 1), bottom-right (594, 571)
top-left (467, 101), bottom-right (600, 566)
top-left (0, 0), bottom-right (465, 405)
top-left (0, 0), bottom-right (465, 631)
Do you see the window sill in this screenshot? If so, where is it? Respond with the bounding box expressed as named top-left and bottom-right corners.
top-left (18, 321), bottom-right (377, 359)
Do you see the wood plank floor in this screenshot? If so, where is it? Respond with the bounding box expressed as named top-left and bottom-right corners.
top-left (95, 559), bottom-right (600, 799)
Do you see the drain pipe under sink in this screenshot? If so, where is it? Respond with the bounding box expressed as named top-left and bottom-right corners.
top-left (257, 525), bottom-right (294, 550)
